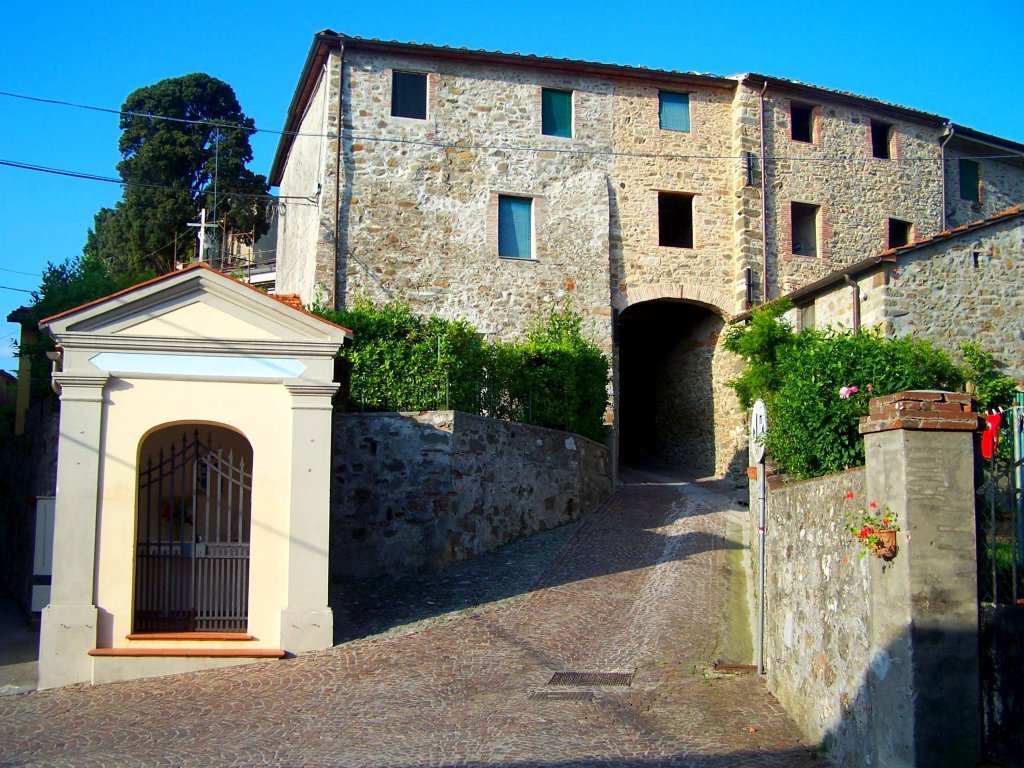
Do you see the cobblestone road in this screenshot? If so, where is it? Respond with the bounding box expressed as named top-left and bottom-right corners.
top-left (0, 469), bottom-right (826, 767)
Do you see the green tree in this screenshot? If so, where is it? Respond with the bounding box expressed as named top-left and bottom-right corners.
top-left (18, 254), bottom-right (152, 401)
top-left (89, 73), bottom-right (269, 274)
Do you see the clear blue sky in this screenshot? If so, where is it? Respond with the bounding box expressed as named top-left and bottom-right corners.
top-left (2, 0), bottom-right (1021, 375)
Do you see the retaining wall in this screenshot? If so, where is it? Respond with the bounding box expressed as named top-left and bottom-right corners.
top-left (330, 411), bottom-right (612, 577)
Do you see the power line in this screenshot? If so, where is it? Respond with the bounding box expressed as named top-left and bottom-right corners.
top-left (0, 266), bottom-right (41, 277)
top-left (2, 89), bottom-right (1020, 164)
top-left (0, 285), bottom-right (34, 294)
top-left (0, 158), bottom-right (318, 204)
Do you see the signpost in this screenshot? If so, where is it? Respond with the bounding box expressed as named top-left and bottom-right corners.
top-left (750, 399), bottom-right (767, 674)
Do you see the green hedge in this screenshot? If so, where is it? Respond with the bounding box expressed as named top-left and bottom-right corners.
top-left (725, 301), bottom-right (1014, 479)
top-left (314, 300), bottom-right (609, 443)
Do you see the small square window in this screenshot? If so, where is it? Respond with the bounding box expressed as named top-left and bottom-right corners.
top-left (791, 202), bottom-right (819, 256)
top-left (791, 103), bottom-right (814, 143)
top-left (888, 218), bottom-right (912, 249)
top-left (659, 92), bottom-right (690, 132)
top-left (391, 71), bottom-right (427, 119)
top-left (959, 159), bottom-right (981, 203)
top-left (871, 120), bottom-right (893, 159)
top-left (658, 192), bottom-right (694, 248)
top-left (498, 196), bottom-right (533, 259)
top-left (541, 89), bottom-right (573, 138)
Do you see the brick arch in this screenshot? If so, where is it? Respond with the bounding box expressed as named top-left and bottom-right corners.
top-left (615, 283), bottom-right (733, 318)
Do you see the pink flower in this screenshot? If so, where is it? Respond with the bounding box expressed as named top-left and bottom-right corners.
top-left (839, 385), bottom-right (860, 399)
top-left (870, 502), bottom-right (878, 510)
top-left (867, 384), bottom-right (874, 392)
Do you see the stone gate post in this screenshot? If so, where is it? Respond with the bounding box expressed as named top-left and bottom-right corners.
top-left (859, 390), bottom-right (982, 768)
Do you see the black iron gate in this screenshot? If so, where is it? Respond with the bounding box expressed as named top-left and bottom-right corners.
top-left (976, 395), bottom-right (1024, 764)
top-left (134, 430), bottom-right (252, 633)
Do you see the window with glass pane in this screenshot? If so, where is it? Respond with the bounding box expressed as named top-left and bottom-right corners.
top-left (541, 89), bottom-right (572, 138)
top-left (498, 196), bottom-right (532, 258)
top-left (659, 92), bottom-right (690, 132)
top-left (391, 71), bottom-right (427, 119)
top-left (959, 159), bottom-right (981, 203)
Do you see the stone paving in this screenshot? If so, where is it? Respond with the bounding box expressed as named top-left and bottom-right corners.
top-left (0, 469), bottom-right (828, 767)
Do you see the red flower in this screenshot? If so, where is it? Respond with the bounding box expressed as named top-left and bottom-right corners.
top-left (860, 526), bottom-right (874, 540)
top-left (882, 517), bottom-right (891, 527)
top-left (869, 502), bottom-right (878, 510)
top-left (845, 491), bottom-right (855, 500)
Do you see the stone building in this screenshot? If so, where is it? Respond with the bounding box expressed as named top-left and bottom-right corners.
top-left (765, 205), bottom-right (1024, 381)
top-left (269, 31), bottom-right (1024, 475)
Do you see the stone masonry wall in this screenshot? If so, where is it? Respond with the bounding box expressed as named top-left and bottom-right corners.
top-left (761, 88), bottom-right (944, 296)
top-left (945, 146), bottom-right (1024, 228)
top-left (760, 467), bottom-right (873, 765)
top-left (886, 216), bottom-right (1023, 380)
top-left (337, 50), bottom-right (614, 353)
top-left (330, 411), bottom-right (612, 577)
top-left (610, 81), bottom-right (740, 315)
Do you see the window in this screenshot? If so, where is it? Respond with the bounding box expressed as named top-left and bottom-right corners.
top-left (791, 102), bottom-right (814, 143)
top-left (791, 202), bottom-right (819, 256)
top-left (888, 218), bottom-right (912, 249)
top-left (959, 159), bottom-right (981, 203)
top-left (541, 88), bottom-right (573, 138)
top-left (658, 192), bottom-right (694, 248)
top-left (497, 196), bottom-right (533, 258)
top-left (800, 303), bottom-right (816, 330)
top-left (870, 120), bottom-right (893, 159)
top-left (659, 92), bottom-right (690, 132)
top-left (391, 71), bottom-right (427, 119)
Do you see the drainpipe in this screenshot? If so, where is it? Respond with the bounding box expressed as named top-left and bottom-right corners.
top-left (334, 44), bottom-right (345, 310)
top-left (939, 124), bottom-right (955, 230)
top-left (844, 275), bottom-right (861, 333)
top-left (759, 80), bottom-right (769, 303)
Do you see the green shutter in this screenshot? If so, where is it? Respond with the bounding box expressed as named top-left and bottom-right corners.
top-left (659, 92), bottom-right (690, 132)
top-left (542, 89), bottom-right (572, 138)
top-left (392, 71), bottom-right (427, 119)
top-left (959, 159), bottom-right (980, 203)
top-left (498, 196), bottom-right (532, 258)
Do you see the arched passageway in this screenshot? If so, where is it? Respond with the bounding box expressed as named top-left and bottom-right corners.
top-left (617, 299), bottom-right (741, 476)
top-left (134, 424), bottom-right (254, 633)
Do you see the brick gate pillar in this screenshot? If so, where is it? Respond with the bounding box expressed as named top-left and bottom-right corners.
top-left (859, 390), bottom-right (983, 768)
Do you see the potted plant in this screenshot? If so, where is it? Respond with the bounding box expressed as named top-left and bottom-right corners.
top-left (844, 492), bottom-right (899, 560)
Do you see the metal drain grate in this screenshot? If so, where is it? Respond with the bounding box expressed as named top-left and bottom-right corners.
top-left (548, 671), bottom-right (633, 687)
top-left (528, 690), bottom-right (595, 702)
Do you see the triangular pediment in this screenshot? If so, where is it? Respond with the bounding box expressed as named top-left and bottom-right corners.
top-left (41, 265), bottom-right (350, 349)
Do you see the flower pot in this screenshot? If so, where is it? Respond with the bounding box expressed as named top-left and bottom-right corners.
top-left (873, 530), bottom-right (898, 560)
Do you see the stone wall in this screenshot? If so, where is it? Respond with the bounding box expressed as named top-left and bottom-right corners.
top-left (761, 87), bottom-right (944, 296)
top-left (886, 215), bottom-right (1023, 380)
top-left (797, 213), bottom-right (1023, 380)
top-left (757, 391), bottom-right (984, 766)
top-left (337, 50), bottom-right (615, 353)
top-left (945, 145), bottom-right (1024, 228)
top-left (759, 467), bottom-right (872, 766)
top-left (330, 411), bottom-right (612, 577)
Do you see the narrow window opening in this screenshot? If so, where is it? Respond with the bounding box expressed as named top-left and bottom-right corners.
top-left (658, 192), bottom-right (694, 248)
top-left (391, 71), bottom-right (427, 119)
top-left (659, 92), bottom-right (690, 132)
top-left (541, 89), bottom-right (573, 138)
top-left (800, 303), bottom-right (816, 330)
top-left (791, 202), bottom-right (819, 256)
top-left (871, 120), bottom-right (893, 159)
top-left (791, 103), bottom-right (814, 143)
top-left (498, 195), bottom-right (533, 259)
top-left (959, 159), bottom-right (981, 203)
top-left (888, 218), bottom-right (912, 249)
